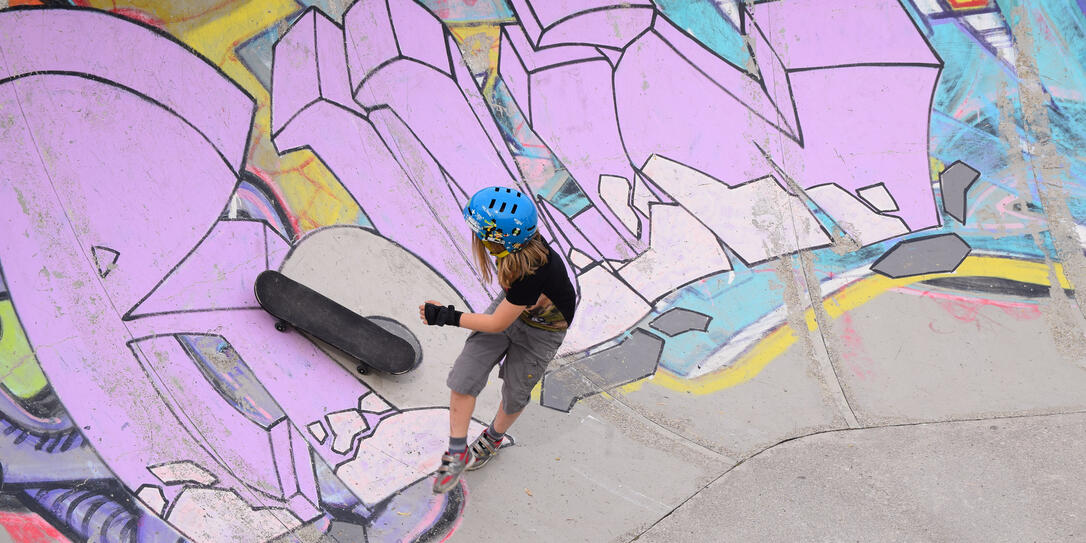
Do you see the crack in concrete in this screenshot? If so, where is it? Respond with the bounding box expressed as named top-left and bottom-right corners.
top-left (563, 360), bottom-right (733, 465)
top-left (626, 408), bottom-right (1086, 542)
top-left (798, 250), bottom-right (861, 427)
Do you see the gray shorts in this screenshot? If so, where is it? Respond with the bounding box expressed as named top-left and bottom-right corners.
top-left (447, 299), bottom-right (566, 414)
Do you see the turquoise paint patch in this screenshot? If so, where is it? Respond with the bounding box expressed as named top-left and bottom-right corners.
top-left (416, 0), bottom-right (514, 23)
top-left (929, 18), bottom-right (1016, 124)
top-left (487, 78), bottom-right (592, 217)
top-left (1005, 0), bottom-right (1086, 197)
top-left (654, 0), bottom-right (752, 72)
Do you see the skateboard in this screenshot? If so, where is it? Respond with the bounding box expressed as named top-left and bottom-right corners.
top-left (254, 270), bottom-right (419, 375)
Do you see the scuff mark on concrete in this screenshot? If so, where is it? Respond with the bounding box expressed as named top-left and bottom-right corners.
top-left (799, 250), bottom-right (860, 428)
top-left (771, 252), bottom-right (856, 428)
top-left (994, 13), bottom-right (1086, 363)
top-left (755, 142), bottom-right (861, 256)
top-left (1007, 7), bottom-right (1086, 318)
top-left (580, 393), bottom-right (733, 471)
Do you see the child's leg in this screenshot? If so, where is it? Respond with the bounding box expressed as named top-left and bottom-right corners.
top-left (445, 294), bottom-right (508, 433)
top-left (467, 322), bottom-right (564, 471)
top-left (464, 399), bottom-right (518, 472)
top-left (435, 330), bottom-right (509, 493)
top-left (449, 390), bottom-right (476, 441)
top-left (489, 399), bottom-right (522, 435)
top-left (497, 322), bottom-right (564, 420)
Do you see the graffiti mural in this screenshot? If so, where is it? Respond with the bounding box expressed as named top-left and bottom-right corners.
top-left (1, 0), bottom-right (1084, 541)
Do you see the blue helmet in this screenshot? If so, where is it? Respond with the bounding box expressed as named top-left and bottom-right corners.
top-left (463, 186), bottom-right (539, 253)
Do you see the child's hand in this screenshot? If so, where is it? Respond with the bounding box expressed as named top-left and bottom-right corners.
top-left (420, 301), bottom-right (463, 327)
top-left (419, 300), bottom-right (441, 325)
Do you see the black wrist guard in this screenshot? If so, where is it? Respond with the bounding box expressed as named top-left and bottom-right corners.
top-left (424, 303), bottom-right (462, 327)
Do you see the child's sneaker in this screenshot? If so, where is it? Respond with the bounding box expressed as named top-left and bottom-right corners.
top-left (465, 431), bottom-right (503, 471)
top-left (433, 450), bottom-right (475, 493)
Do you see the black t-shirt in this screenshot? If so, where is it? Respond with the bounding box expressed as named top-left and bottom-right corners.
top-left (505, 244), bottom-right (577, 326)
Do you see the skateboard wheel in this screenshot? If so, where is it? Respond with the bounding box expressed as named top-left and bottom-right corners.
top-left (274, 320), bottom-right (289, 332)
top-left (356, 364), bottom-right (369, 375)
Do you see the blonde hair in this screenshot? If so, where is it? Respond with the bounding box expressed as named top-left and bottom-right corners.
top-left (472, 234), bottom-right (549, 289)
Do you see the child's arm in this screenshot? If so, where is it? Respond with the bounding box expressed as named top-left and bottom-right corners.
top-left (418, 299), bottom-right (526, 333)
top-left (458, 299), bottom-right (525, 333)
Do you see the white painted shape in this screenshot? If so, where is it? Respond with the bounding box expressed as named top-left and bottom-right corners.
top-left (167, 487), bottom-right (303, 543)
top-left (150, 460), bottom-right (218, 486)
top-left (137, 485), bottom-right (167, 516)
top-left (358, 392), bottom-right (392, 413)
top-left (713, 0), bottom-right (742, 28)
top-left (964, 12), bottom-right (1003, 31)
top-left (599, 175), bottom-right (639, 233)
top-left (857, 183), bottom-right (898, 212)
top-left (326, 409), bottom-right (369, 454)
top-left (806, 185), bottom-right (909, 246)
top-left (999, 47), bottom-right (1018, 67)
top-left (641, 155), bottom-right (830, 263)
top-left (307, 421), bottom-right (328, 444)
top-left (619, 204), bottom-right (731, 302)
top-left (631, 174), bottom-right (656, 216)
top-left (569, 248), bottom-right (595, 269)
top-left (912, 0), bottom-right (943, 14)
top-left (560, 265), bottom-right (651, 355)
top-left (336, 409), bottom-right (485, 506)
top-left (988, 32), bottom-right (1014, 47)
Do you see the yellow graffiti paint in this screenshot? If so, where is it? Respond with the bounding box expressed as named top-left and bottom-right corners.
top-left (448, 23), bottom-right (503, 96)
top-left (246, 124), bottom-right (363, 234)
top-left (622, 256), bottom-right (1071, 397)
top-left (174, 0), bottom-right (363, 232)
top-left (179, 0), bottom-right (294, 92)
top-left (74, 0), bottom-right (360, 233)
top-left (930, 156), bottom-right (945, 181)
top-left (108, 0), bottom-right (362, 233)
top-left (0, 301), bottom-right (48, 399)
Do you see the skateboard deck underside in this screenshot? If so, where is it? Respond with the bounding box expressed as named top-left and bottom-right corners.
top-left (254, 270), bottom-right (416, 374)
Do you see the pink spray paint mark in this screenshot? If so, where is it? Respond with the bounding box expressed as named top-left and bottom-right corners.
top-left (891, 286), bottom-right (1042, 334)
top-left (437, 481), bottom-right (469, 543)
top-left (838, 312), bottom-right (875, 381)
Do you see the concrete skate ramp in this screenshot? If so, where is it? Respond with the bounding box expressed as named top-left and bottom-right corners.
top-left (1, 2), bottom-right (1085, 542)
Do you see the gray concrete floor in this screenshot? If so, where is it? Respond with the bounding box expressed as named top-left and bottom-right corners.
top-left (450, 286), bottom-right (1086, 542)
top-left (634, 412), bottom-right (1086, 543)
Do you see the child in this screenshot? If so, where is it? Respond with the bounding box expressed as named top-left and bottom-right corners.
top-left (419, 186), bottom-right (577, 494)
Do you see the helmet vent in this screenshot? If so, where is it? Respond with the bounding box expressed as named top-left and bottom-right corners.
top-left (511, 204), bottom-right (518, 213)
top-left (499, 202), bottom-right (507, 212)
top-left (527, 225), bottom-right (536, 232)
top-left (489, 199), bottom-right (496, 208)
